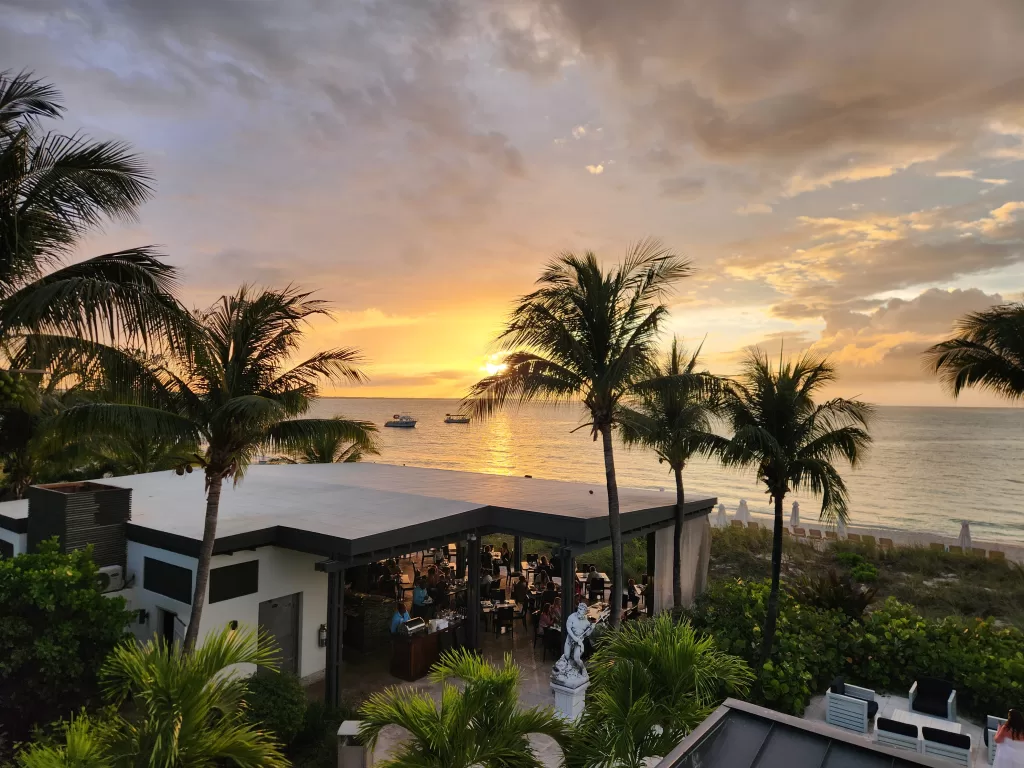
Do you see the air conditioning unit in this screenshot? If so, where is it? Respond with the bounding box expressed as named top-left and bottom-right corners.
top-left (95, 564), bottom-right (125, 593)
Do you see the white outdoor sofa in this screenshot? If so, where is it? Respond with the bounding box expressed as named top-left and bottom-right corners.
top-left (825, 681), bottom-right (879, 733)
top-left (875, 717), bottom-right (920, 753)
top-left (987, 715), bottom-right (1007, 764)
top-left (922, 726), bottom-right (971, 767)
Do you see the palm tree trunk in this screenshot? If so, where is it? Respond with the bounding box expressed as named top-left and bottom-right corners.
top-left (673, 466), bottom-right (684, 610)
top-left (599, 424), bottom-right (623, 628)
top-left (760, 493), bottom-right (785, 664)
top-left (184, 473), bottom-right (222, 652)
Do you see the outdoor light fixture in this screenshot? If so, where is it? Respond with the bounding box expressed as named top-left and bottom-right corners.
top-left (137, 609), bottom-right (149, 625)
top-left (318, 624), bottom-right (328, 647)
top-left (228, 620), bottom-right (238, 631)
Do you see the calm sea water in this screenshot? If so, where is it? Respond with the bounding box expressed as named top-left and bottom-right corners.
top-left (309, 399), bottom-right (1024, 544)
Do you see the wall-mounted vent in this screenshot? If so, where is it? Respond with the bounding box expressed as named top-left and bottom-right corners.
top-left (27, 482), bottom-right (132, 569)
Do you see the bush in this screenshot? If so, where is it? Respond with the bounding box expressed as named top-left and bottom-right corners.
top-left (788, 569), bottom-right (877, 620)
top-left (244, 672), bottom-right (308, 747)
top-left (850, 562), bottom-right (879, 582)
top-left (288, 699), bottom-right (361, 768)
top-left (0, 540), bottom-right (131, 751)
top-left (835, 551), bottom-right (863, 567)
top-left (689, 578), bottom-right (1024, 719)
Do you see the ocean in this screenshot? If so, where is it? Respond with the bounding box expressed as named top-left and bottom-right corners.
top-left (309, 398), bottom-right (1024, 545)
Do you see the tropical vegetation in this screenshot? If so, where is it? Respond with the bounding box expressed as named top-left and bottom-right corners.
top-left (56, 285), bottom-right (376, 650)
top-left (0, 540), bottom-right (131, 753)
top-left (358, 648), bottom-right (570, 768)
top-left (926, 302), bottom-right (1024, 401)
top-left (721, 349), bottom-right (872, 661)
top-left (619, 339), bottom-right (727, 608)
top-left (465, 240), bottom-right (692, 626)
top-left (14, 626), bottom-right (288, 767)
top-left (568, 614), bottom-right (752, 768)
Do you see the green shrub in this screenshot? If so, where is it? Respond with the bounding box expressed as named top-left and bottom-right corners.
top-left (788, 569), bottom-right (877, 620)
top-left (850, 562), bottom-right (879, 582)
top-left (0, 540), bottom-right (131, 751)
top-left (244, 672), bottom-right (308, 747)
top-left (690, 579), bottom-right (1024, 720)
top-left (835, 551), bottom-right (863, 567)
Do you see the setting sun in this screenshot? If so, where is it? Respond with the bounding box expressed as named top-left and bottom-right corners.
top-left (483, 361), bottom-right (508, 376)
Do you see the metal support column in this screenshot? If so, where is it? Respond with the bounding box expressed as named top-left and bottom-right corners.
top-left (324, 568), bottom-right (345, 708)
top-left (467, 534), bottom-right (481, 651)
top-left (456, 539), bottom-right (466, 581)
top-left (560, 547), bottom-right (575, 604)
top-left (513, 536), bottom-right (523, 574)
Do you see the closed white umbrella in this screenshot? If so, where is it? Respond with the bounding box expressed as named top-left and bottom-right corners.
top-left (958, 521), bottom-right (972, 551)
top-left (716, 503), bottom-right (728, 528)
top-left (837, 518), bottom-right (847, 539)
top-left (789, 501), bottom-right (800, 528)
top-left (736, 499), bottom-right (751, 524)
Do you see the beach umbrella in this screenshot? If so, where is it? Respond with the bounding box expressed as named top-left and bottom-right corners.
top-left (958, 521), bottom-right (972, 551)
top-left (736, 499), bottom-right (751, 524)
top-left (837, 518), bottom-right (847, 539)
top-left (789, 501), bottom-right (800, 528)
top-left (716, 503), bottom-right (727, 528)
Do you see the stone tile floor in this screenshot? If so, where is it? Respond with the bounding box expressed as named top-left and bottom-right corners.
top-left (307, 622), bottom-right (567, 766)
top-left (803, 691), bottom-right (989, 766)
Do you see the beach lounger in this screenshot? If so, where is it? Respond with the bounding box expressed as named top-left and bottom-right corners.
top-left (782, 527), bottom-right (791, 536)
top-left (825, 530), bottom-right (838, 541)
top-left (809, 529), bottom-right (822, 540)
top-left (929, 542), bottom-right (945, 552)
top-left (847, 533), bottom-right (861, 543)
top-left (861, 535), bottom-right (875, 546)
top-left (730, 520), bottom-right (744, 528)
top-left (973, 547), bottom-right (987, 557)
top-left (989, 550), bottom-right (1006, 562)
top-left (747, 522), bottom-right (759, 530)
top-left (793, 527), bottom-right (806, 537)
top-left (879, 537), bottom-right (893, 549)
top-left (948, 545), bottom-right (962, 554)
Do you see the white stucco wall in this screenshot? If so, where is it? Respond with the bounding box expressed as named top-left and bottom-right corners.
top-left (124, 542), bottom-right (328, 679)
top-left (0, 526), bottom-right (26, 556)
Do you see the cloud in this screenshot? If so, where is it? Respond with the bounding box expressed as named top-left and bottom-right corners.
top-left (585, 164), bottom-right (605, 175)
top-left (659, 176), bottom-right (705, 200)
top-left (491, 0), bottom-right (1024, 197)
top-left (332, 309), bottom-right (426, 330)
top-left (572, 125), bottom-right (587, 138)
top-left (736, 203), bottom-right (773, 215)
top-left (936, 169), bottom-right (1011, 185)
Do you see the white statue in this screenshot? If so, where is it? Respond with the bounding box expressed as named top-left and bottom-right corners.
top-left (551, 601), bottom-right (594, 687)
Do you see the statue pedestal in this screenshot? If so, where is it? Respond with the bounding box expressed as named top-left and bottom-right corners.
top-left (550, 679), bottom-right (589, 721)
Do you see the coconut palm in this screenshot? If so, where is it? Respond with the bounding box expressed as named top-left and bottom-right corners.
top-left (15, 626), bottom-right (289, 768)
top-left (569, 614), bottom-right (752, 768)
top-left (465, 240), bottom-right (691, 626)
top-left (619, 338), bottom-right (728, 609)
top-left (925, 302), bottom-right (1024, 401)
top-left (282, 415), bottom-right (378, 464)
top-left (0, 70), bottom-right (189, 352)
top-left (721, 349), bottom-right (872, 662)
top-left (359, 648), bottom-right (569, 768)
top-left (57, 285), bottom-right (373, 650)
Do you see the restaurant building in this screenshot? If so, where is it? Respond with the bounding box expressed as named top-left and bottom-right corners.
top-left (0, 462), bottom-right (715, 704)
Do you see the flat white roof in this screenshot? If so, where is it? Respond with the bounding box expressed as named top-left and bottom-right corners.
top-left (2, 463), bottom-right (716, 561)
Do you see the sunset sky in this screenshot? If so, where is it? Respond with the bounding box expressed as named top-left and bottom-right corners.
top-left (5, 0), bottom-right (1024, 406)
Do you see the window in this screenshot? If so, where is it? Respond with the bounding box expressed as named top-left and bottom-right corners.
top-left (143, 557), bottom-right (193, 604)
top-left (209, 560), bottom-right (259, 604)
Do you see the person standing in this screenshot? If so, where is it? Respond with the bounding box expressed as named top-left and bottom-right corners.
top-left (995, 709), bottom-right (1024, 767)
top-left (390, 602), bottom-right (411, 634)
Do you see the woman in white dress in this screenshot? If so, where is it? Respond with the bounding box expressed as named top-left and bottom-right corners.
top-left (995, 709), bottom-right (1024, 768)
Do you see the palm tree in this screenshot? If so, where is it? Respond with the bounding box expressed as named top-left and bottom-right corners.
top-left (57, 285), bottom-right (373, 651)
top-left (619, 338), bottom-right (728, 609)
top-left (925, 302), bottom-right (1024, 401)
top-left (0, 70), bottom-right (189, 353)
top-left (15, 626), bottom-right (289, 767)
top-left (721, 349), bottom-right (872, 662)
top-left (282, 415), bottom-right (379, 464)
top-left (465, 240), bottom-right (691, 626)
top-left (359, 648), bottom-right (569, 768)
top-left (569, 614), bottom-right (752, 768)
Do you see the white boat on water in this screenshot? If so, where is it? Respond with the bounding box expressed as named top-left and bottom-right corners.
top-left (385, 414), bottom-right (417, 428)
top-left (444, 413), bottom-right (470, 424)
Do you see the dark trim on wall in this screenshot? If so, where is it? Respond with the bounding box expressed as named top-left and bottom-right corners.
top-left (209, 560), bottom-right (259, 604)
top-left (0, 514), bottom-right (26, 533)
top-left (143, 556), bottom-right (193, 604)
top-left (123, 496), bottom-right (717, 565)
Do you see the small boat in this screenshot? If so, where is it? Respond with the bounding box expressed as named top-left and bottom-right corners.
top-left (444, 413), bottom-right (471, 424)
top-left (385, 414), bottom-right (417, 428)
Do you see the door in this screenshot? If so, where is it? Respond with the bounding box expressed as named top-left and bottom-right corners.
top-left (159, 608), bottom-right (177, 645)
top-left (258, 592), bottom-right (301, 675)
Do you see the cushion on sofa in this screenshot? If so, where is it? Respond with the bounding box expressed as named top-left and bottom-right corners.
top-left (877, 718), bottom-right (917, 738)
top-left (922, 727), bottom-right (970, 750)
top-left (829, 676), bottom-right (845, 696)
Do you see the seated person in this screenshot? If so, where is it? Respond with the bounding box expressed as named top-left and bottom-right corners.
top-left (550, 596), bottom-right (563, 623)
top-left (512, 574), bottom-right (530, 606)
top-left (535, 569), bottom-right (550, 588)
top-left (426, 565), bottom-right (440, 588)
top-left (585, 565), bottom-right (600, 585)
top-left (538, 602), bottom-right (554, 630)
top-left (390, 601), bottom-right (411, 634)
top-left (624, 578), bottom-right (640, 608)
top-left (541, 584), bottom-right (558, 607)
